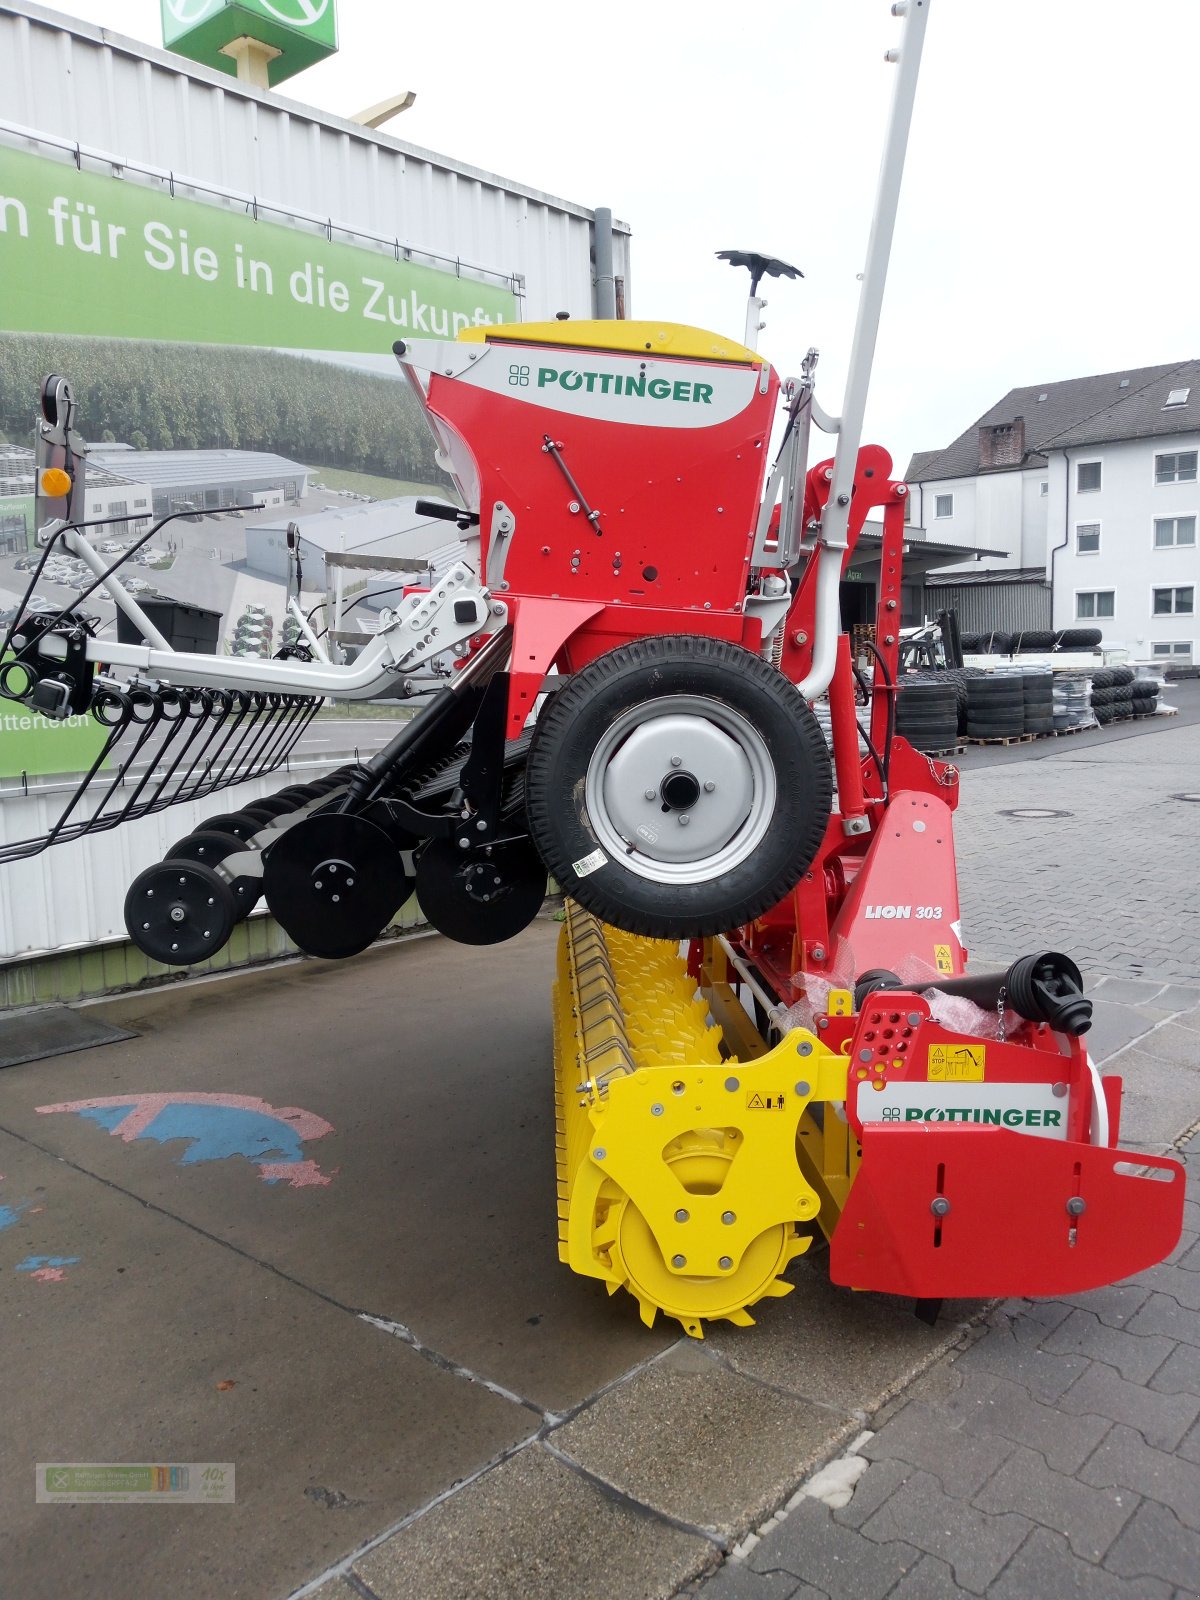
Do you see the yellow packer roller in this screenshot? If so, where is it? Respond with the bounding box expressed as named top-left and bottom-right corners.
top-left (554, 901), bottom-right (850, 1339)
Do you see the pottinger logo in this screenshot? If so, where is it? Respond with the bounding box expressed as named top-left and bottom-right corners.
top-left (515, 365), bottom-right (715, 404)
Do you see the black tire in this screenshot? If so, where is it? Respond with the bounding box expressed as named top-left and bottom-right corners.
top-left (1091, 668), bottom-right (1114, 690)
top-left (1109, 666), bottom-right (1135, 688)
top-left (524, 636), bottom-right (832, 938)
top-left (1024, 718), bottom-right (1055, 735)
top-left (1056, 627), bottom-right (1102, 649)
top-left (165, 829), bottom-right (261, 921)
top-left (1012, 630), bottom-right (1057, 653)
top-left (967, 678), bottom-right (1024, 701)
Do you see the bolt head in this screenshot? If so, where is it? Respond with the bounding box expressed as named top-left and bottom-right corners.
top-left (930, 1197), bottom-right (951, 1217)
top-left (797, 1040), bottom-right (813, 1057)
top-left (169, 906), bottom-right (185, 923)
top-left (724, 1076), bottom-right (740, 1092)
top-left (651, 1103), bottom-right (664, 1116)
top-left (674, 1209), bottom-right (690, 1223)
top-left (1066, 1196), bottom-right (1086, 1216)
top-left (907, 1012), bottom-right (921, 1026)
top-left (644, 789), bottom-right (657, 800)
top-left (718, 1256), bottom-right (733, 1270)
top-left (721, 1210), bottom-right (736, 1225)
top-left (669, 755), bottom-right (682, 767)
top-left (678, 814), bottom-right (690, 826)
top-left (703, 780), bottom-right (716, 793)
top-left (794, 1081), bottom-right (810, 1097)
top-left (671, 1254), bottom-right (687, 1269)
top-left (593, 1147), bottom-right (606, 1160)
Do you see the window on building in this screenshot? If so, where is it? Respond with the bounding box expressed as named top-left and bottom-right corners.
top-left (1076, 523), bottom-right (1100, 554)
top-left (1155, 450), bottom-right (1198, 484)
top-left (1152, 641), bottom-right (1193, 659)
top-left (1154, 515), bottom-right (1196, 548)
top-left (1040, 481), bottom-right (1049, 496)
top-left (1164, 388), bottom-right (1191, 408)
top-left (1076, 461), bottom-right (1102, 493)
top-left (133, 498), bottom-right (148, 509)
top-left (107, 500), bottom-right (128, 517)
top-left (934, 493), bottom-right (953, 518)
top-left (1153, 586), bottom-right (1194, 615)
top-left (1076, 590), bottom-right (1114, 619)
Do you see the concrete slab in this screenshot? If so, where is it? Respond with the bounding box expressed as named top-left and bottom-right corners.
top-left (0, 921), bottom-right (671, 1414)
top-left (0, 1127), bottom-right (531, 1600)
top-left (549, 1341), bottom-right (851, 1541)
top-left (705, 1246), bottom-right (983, 1414)
top-left (352, 1443), bottom-right (715, 1600)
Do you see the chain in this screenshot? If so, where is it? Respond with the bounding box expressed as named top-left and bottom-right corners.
top-left (926, 754), bottom-right (959, 789)
top-left (996, 984), bottom-right (1008, 1043)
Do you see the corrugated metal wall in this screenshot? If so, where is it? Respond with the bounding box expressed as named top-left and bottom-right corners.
top-left (0, 1), bottom-right (630, 318)
top-left (0, 759), bottom-right (349, 962)
top-left (924, 582), bottom-right (1051, 634)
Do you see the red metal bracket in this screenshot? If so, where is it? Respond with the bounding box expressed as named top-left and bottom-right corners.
top-left (830, 1123), bottom-right (1185, 1299)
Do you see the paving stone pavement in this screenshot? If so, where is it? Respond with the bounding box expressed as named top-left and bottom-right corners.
top-left (689, 1130), bottom-right (1199, 1600)
top-left (953, 716), bottom-right (1200, 983)
top-left (689, 718), bottom-right (1200, 1600)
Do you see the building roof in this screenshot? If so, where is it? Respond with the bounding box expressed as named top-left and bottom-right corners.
top-left (88, 447), bottom-right (309, 492)
top-left (905, 359), bottom-right (1200, 483)
top-left (252, 497), bottom-right (458, 557)
top-left (855, 525), bottom-right (1007, 574)
top-left (925, 565), bottom-right (1047, 588)
top-left (0, 443), bottom-right (142, 495)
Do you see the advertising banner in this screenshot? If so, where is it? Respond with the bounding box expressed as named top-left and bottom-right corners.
top-left (0, 144), bottom-right (515, 351)
top-left (0, 136), bottom-right (519, 779)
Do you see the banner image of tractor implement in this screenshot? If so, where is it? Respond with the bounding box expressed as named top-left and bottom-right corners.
top-left (0, 0), bottom-right (1184, 1333)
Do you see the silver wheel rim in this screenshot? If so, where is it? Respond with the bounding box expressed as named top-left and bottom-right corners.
top-left (583, 695), bottom-right (777, 885)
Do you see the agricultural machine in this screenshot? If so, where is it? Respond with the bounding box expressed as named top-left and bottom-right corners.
top-left (0, 0), bottom-right (1185, 1334)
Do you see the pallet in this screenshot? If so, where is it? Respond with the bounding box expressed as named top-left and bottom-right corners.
top-left (921, 744), bottom-right (965, 757)
top-left (964, 733), bottom-right (1036, 747)
top-left (1050, 723), bottom-right (1090, 737)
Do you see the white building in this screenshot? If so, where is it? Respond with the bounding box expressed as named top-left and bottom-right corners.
top-left (906, 361), bottom-right (1199, 661)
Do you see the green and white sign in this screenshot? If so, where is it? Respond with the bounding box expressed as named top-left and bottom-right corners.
top-left (0, 701), bottom-right (110, 778)
top-left (161, 0), bottom-right (337, 86)
top-left (0, 144), bottom-right (516, 353)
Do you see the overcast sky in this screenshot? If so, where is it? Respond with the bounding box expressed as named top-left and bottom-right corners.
top-left (42, 0), bottom-right (1200, 475)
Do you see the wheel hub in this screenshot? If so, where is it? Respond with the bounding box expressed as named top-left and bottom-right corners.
top-left (588, 700), bottom-right (774, 881)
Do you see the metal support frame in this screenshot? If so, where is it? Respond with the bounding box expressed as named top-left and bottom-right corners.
top-left (797, 0), bottom-right (931, 702)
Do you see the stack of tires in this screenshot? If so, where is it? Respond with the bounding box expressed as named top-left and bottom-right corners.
top-left (1052, 672), bottom-right (1094, 731)
top-left (960, 630), bottom-right (1012, 655)
top-left (894, 679), bottom-right (959, 752)
top-left (1010, 626), bottom-right (1103, 653)
top-left (1131, 671), bottom-right (1162, 719)
top-left (1021, 668), bottom-right (1055, 735)
top-left (965, 671), bottom-right (1025, 741)
top-left (1090, 665), bottom-right (1136, 725)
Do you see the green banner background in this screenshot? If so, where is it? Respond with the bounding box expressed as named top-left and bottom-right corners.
top-left (0, 143), bottom-right (517, 355)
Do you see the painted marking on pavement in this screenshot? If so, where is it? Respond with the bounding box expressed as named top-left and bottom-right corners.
top-left (36, 1093), bottom-right (337, 1187)
top-left (16, 1255), bottom-right (80, 1282)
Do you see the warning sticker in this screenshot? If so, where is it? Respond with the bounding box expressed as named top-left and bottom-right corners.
top-left (934, 944), bottom-right (954, 975)
top-left (571, 848), bottom-right (607, 879)
top-left (928, 1043), bottom-right (986, 1081)
top-left (745, 1090), bottom-right (788, 1111)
